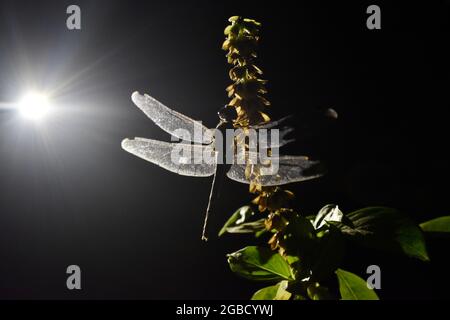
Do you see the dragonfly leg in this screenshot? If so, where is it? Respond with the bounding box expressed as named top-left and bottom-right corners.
top-left (202, 155), bottom-right (221, 241)
top-left (201, 156), bottom-right (228, 241)
top-left (202, 170), bottom-right (217, 242)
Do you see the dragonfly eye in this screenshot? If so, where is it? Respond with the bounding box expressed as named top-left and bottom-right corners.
top-left (218, 105), bottom-right (237, 123)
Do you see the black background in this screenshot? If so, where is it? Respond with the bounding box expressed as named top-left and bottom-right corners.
top-left (0, 0), bottom-right (449, 299)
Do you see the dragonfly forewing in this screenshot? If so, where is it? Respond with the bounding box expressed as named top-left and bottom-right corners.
top-left (131, 92), bottom-right (214, 144)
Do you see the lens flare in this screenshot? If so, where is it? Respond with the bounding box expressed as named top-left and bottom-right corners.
top-left (18, 91), bottom-right (52, 120)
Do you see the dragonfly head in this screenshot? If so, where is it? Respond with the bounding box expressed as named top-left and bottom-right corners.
top-left (217, 105), bottom-right (237, 124)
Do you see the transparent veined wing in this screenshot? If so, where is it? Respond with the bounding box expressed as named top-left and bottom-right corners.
top-left (121, 137), bottom-right (216, 177)
top-left (131, 91), bottom-right (214, 144)
top-left (246, 116), bottom-right (296, 149)
top-left (231, 126), bottom-right (295, 153)
top-left (226, 155), bottom-right (325, 186)
top-left (250, 115), bottom-right (293, 129)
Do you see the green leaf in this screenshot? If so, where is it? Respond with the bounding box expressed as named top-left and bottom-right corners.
top-left (227, 246), bottom-right (295, 281)
top-left (336, 207), bottom-right (429, 261)
top-left (420, 216), bottom-right (450, 233)
top-left (219, 206), bottom-right (258, 236)
top-left (310, 226), bottom-right (345, 281)
top-left (307, 282), bottom-right (333, 300)
top-left (283, 215), bottom-right (316, 251)
top-left (251, 280), bottom-right (291, 300)
top-left (286, 255), bottom-right (300, 265)
top-left (251, 284), bottom-right (278, 300)
top-left (255, 228), bottom-right (268, 238)
top-left (282, 215), bottom-right (317, 279)
top-left (335, 269), bottom-right (379, 300)
top-left (313, 204), bottom-right (344, 229)
top-left (225, 219), bottom-right (265, 234)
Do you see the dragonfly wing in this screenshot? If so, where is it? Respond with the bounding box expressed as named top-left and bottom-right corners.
top-left (251, 115), bottom-right (293, 129)
top-left (226, 155), bottom-right (325, 186)
top-left (131, 91), bottom-right (214, 144)
top-left (235, 127), bottom-right (295, 149)
top-left (122, 137), bottom-right (216, 177)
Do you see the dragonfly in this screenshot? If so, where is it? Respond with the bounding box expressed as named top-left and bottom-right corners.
top-left (122, 91), bottom-right (326, 240)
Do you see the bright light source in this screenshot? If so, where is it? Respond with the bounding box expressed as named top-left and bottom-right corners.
top-left (18, 91), bottom-right (52, 120)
